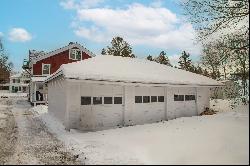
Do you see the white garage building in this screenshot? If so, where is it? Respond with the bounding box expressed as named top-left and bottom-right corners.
top-left (45, 56), bottom-right (223, 131)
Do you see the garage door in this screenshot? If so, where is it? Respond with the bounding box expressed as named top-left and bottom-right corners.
top-left (134, 86), bottom-right (165, 124)
top-left (80, 84), bottom-right (124, 130)
top-left (167, 87), bottom-right (197, 119)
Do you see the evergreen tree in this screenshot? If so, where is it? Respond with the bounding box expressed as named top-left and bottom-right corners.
top-left (155, 51), bottom-right (172, 66)
top-left (178, 51), bottom-right (193, 71)
top-left (203, 69), bottom-right (210, 77)
top-left (101, 48), bottom-right (106, 55)
top-left (146, 55), bottom-right (153, 61)
top-left (101, 36), bottom-right (135, 58)
top-left (0, 38), bottom-right (13, 71)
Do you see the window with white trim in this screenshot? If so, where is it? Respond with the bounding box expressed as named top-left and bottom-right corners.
top-left (69, 49), bottom-right (82, 60)
top-left (42, 64), bottom-right (50, 75)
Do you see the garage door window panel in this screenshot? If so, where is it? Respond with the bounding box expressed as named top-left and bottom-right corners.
top-left (174, 95), bottom-right (184, 101)
top-left (114, 97), bottom-right (122, 104)
top-left (158, 96), bottom-right (164, 102)
top-left (104, 97), bottom-right (113, 104)
top-left (143, 96), bottom-right (150, 103)
top-left (135, 96), bottom-right (142, 103)
top-left (93, 97), bottom-right (102, 105)
top-left (151, 96), bottom-right (157, 102)
top-left (185, 95), bottom-right (196, 101)
top-left (81, 96), bottom-right (91, 105)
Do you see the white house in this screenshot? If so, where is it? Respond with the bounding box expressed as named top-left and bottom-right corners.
top-left (45, 56), bottom-right (223, 131)
top-left (9, 71), bottom-right (30, 93)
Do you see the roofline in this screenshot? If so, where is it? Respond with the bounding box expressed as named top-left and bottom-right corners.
top-left (32, 43), bottom-right (96, 63)
top-left (45, 75), bottom-right (224, 87)
top-left (44, 70), bottom-right (64, 83)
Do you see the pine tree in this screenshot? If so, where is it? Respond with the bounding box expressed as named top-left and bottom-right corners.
top-left (101, 36), bottom-right (135, 58)
top-left (178, 51), bottom-right (193, 71)
top-left (0, 38), bottom-right (13, 71)
top-left (155, 51), bottom-right (172, 66)
top-left (146, 55), bottom-right (153, 61)
top-left (203, 69), bottom-right (210, 77)
top-left (101, 48), bottom-right (106, 55)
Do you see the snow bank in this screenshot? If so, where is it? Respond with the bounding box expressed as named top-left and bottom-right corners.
top-left (46, 56), bottom-right (222, 86)
top-left (31, 105), bottom-right (48, 116)
top-left (34, 100), bottom-right (249, 165)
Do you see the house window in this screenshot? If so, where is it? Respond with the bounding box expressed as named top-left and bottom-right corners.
top-left (174, 95), bottom-right (184, 101)
top-left (93, 97), bottom-right (102, 105)
top-left (81, 96), bottom-right (91, 105)
top-left (69, 49), bottom-right (82, 60)
top-left (143, 96), bottom-right (150, 103)
top-left (158, 96), bottom-right (164, 102)
top-left (114, 97), bottom-right (122, 104)
top-left (185, 95), bottom-right (196, 101)
top-left (17, 79), bottom-right (20, 83)
top-left (104, 97), bottom-right (113, 104)
top-left (135, 96), bottom-right (142, 103)
top-left (13, 79), bottom-right (15, 83)
top-left (42, 64), bottom-right (51, 75)
top-left (18, 87), bottom-right (21, 91)
top-left (151, 96), bottom-right (157, 102)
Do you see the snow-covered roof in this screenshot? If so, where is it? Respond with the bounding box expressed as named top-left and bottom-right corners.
top-left (31, 76), bottom-right (47, 82)
top-left (45, 56), bottom-right (223, 86)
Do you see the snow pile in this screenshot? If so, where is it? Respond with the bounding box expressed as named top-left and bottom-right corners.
top-left (35, 100), bottom-right (249, 165)
top-left (31, 105), bottom-right (48, 116)
top-left (47, 56), bottom-right (222, 86)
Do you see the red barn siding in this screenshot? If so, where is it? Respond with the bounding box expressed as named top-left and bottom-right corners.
top-left (33, 50), bottom-right (91, 75)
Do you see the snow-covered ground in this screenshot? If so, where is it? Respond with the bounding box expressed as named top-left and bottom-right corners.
top-left (0, 94), bottom-right (82, 164)
top-left (33, 99), bottom-right (249, 165)
top-left (0, 90), bottom-right (28, 98)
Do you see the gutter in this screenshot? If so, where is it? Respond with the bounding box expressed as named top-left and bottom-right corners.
top-left (64, 77), bottom-right (224, 87)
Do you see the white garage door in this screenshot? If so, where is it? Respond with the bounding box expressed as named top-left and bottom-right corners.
top-left (134, 86), bottom-right (165, 124)
top-left (167, 87), bottom-right (197, 119)
top-left (80, 84), bottom-right (124, 130)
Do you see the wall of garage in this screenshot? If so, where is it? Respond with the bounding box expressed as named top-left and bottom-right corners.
top-left (48, 77), bottom-right (67, 127)
top-left (56, 80), bottom-right (211, 131)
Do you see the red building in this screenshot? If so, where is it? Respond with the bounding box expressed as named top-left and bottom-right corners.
top-left (23, 42), bottom-right (95, 105)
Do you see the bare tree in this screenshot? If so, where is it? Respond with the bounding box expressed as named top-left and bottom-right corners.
top-left (182, 0), bottom-right (249, 42)
top-left (201, 43), bottom-right (222, 79)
